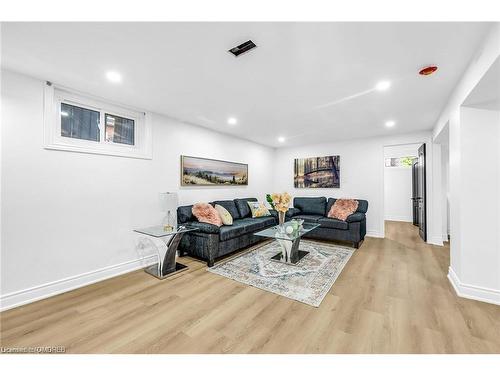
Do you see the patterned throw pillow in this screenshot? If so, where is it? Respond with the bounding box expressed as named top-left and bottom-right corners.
top-left (247, 201), bottom-right (271, 218)
top-left (328, 199), bottom-right (359, 221)
top-left (192, 203), bottom-right (223, 226)
top-left (215, 204), bottom-right (233, 225)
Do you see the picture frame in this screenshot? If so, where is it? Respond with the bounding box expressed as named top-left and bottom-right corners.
top-left (180, 155), bottom-right (248, 186)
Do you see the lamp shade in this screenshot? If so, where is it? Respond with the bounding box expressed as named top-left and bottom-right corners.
top-left (159, 192), bottom-right (178, 212)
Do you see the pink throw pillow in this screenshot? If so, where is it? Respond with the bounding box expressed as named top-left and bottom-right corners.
top-left (192, 203), bottom-right (223, 226)
top-left (328, 199), bottom-right (359, 221)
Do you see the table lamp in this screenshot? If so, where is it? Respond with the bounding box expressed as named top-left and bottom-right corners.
top-left (159, 192), bottom-right (178, 232)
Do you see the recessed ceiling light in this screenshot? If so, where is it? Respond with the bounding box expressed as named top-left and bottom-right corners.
top-left (106, 71), bottom-right (122, 83)
top-left (375, 81), bottom-right (391, 91)
top-left (278, 136), bottom-right (285, 143)
top-left (385, 120), bottom-right (396, 128)
top-left (227, 117), bottom-right (238, 125)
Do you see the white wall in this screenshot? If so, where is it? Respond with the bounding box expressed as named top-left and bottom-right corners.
top-left (383, 144), bottom-right (419, 222)
top-left (448, 106), bottom-right (500, 305)
top-left (433, 24), bottom-right (500, 305)
top-left (458, 107), bottom-right (499, 290)
top-left (273, 132), bottom-right (435, 239)
top-left (448, 110), bottom-right (462, 276)
top-left (0, 70), bottom-right (275, 309)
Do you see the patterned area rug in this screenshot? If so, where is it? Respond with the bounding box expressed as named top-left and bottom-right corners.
top-left (208, 240), bottom-right (354, 307)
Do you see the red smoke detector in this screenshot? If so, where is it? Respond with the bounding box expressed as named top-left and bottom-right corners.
top-left (419, 66), bottom-right (438, 76)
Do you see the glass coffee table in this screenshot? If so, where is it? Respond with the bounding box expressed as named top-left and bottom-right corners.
top-left (254, 222), bottom-right (320, 265)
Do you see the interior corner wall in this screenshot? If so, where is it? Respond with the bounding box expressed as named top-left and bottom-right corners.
top-left (0, 69), bottom-right (275, 309)
top-left (448, 106), bottom-right (500, 304)
top-left (458, 107), bottom-right (499, 291)
top-left (431, 24), bottom-right (500, 305)
top-left (441, 143), bottom-right (450, 240)
top-left (448, 109), bottom-right (462, 276)
top-left (273, 132), bottom-right (435, 240)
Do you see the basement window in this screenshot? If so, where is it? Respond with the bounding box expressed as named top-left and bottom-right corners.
top-left (384, 157), bottom-right (416, 168)
top-left (105, 113), bottom-right (135, 145)
top-left (61, 103), bottom-right (101, 142)
top-left (44, 84), bottom-right (152, 159)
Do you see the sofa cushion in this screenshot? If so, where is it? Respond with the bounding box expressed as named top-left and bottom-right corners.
top-left (219, 218), bottom-right (272, 241)
top-left (326, 198), bottom-right (336, 215)
top-left (293, 214), bottom-right (324, 223)
top-left (318, 217), bottom-right (349, 230)
top-left (328, 198), bottom-right (368, 214)
top-left (234, 198), bottom-right (257, 218)
top-left (213, 200), bottom-right (241, 220)
top-left (328, 199), bottom-right (359, 221)
top-left (247, 201), bottom-right (271, 218)
top-left (192, 203), bottom-right (222, 226)
top-left (215, 204), bottom-right (233, 225)
top-left (219, 222), bottom-right (247, 241)
top-left (178, 205), bottom-right (195, 224)
top-left (184, 221), bottom-right (221, 234)
top-left (293, 197), bottom-right (327, 216)
top-left (249, 216), bottom-right (276, 227)
top-left (236, 218), bottom-right (272, 232)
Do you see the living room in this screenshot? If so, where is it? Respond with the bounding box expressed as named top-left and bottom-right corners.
top-left (1, 1), bottom-right (499, 373)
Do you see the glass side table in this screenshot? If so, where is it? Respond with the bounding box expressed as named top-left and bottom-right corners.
top-left (133, 225), bottom-right (197, 279)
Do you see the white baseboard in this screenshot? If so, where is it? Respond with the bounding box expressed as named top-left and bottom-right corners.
top-left (384, 215), bottom-right (412, 222)
top-left (427, 235), bottom-right (444, 247)
top-left (366, 230), bottom-right (384, 238)
top-left (448, 267), bottom-right (500, 306)
top-left (0, 255), bottom-right (157, 312)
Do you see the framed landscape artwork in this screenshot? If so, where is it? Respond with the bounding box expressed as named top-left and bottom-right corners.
top-left (181, 155), bottom-right (248, 186)
top-left (294, 155), bottom-right (340, 188)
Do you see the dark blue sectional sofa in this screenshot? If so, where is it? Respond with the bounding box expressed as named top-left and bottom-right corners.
top-left (177, 196), bottom-right (368, 267)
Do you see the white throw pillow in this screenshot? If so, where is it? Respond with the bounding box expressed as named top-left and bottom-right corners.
top-left (215, 204), bottom-right (233, 225)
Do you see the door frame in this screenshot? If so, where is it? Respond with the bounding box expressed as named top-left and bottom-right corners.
top-left (417, 143), bottom-right (427, 241)
top-left (382, 140), bottom-right (432, 241)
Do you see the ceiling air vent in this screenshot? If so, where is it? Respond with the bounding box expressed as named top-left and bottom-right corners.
top-left (228, 40), bottom-right (257, 57)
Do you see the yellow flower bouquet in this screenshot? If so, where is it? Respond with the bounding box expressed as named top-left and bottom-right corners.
top-left (266, 192), bottom-right (292, 225)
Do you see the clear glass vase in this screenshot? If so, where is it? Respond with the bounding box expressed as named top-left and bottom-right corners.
top-left (278, 211), bottom-right (286, 226)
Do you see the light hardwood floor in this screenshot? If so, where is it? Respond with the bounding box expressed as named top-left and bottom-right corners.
top-left (1, 221), bottom-right (499, 353)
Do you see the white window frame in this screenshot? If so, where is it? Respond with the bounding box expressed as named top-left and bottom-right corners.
top-left (44, 83), bottom-right (152, 159)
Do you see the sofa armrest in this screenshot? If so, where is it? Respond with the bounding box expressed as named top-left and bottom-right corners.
top-left (184, 221), bottom-right (221, 234)
top-left (346, 212), bottom-right (366, 223)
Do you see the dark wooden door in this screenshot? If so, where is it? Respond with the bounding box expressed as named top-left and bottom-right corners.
top-left (411, 160), bottom-right (419, 226)
top-left (417, 144), bottom-right (427, 241)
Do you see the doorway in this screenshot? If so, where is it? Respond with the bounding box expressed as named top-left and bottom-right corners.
top-left (384, 143), bottom-right (427, 242)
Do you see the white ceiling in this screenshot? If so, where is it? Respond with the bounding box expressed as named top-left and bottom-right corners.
top-left (0, 22), bottom-right (492, 147)
top-left (463, 56), bottom-right (500, 110)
